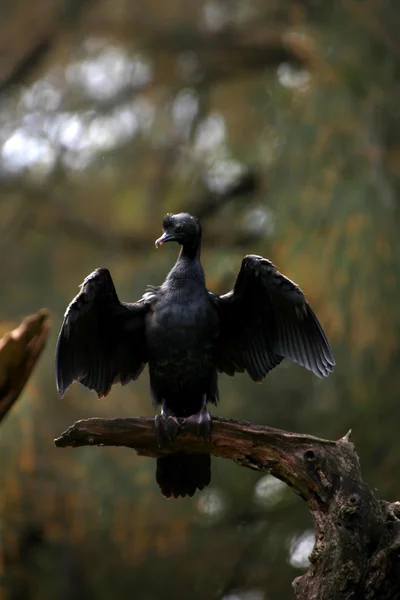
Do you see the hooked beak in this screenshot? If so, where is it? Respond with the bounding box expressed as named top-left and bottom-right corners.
top-left (155, 232), bottom-right (176, 249)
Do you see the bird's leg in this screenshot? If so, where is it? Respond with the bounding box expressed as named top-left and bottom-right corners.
top-left (154, 401), bottom-right (180, 447)
top-left (181, 395), bottom-right (211, 442)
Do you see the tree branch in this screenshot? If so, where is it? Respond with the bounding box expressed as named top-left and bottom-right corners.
top-left (0, 310), bottom-right (50, 423)
top-left (0, 0), bottom-right (98, 97)
top-left (55, 416), bottom-right (400, 599)
top-left (134, 25), bottom-right (314, 83)
top-left (47, 214), bottom-right (262, 252)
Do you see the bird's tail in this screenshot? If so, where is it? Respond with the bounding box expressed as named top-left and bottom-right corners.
top-left (156, 452), bottom-right (211, 499)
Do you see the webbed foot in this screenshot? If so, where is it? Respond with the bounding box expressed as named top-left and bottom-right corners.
top-left (181, 408), bottom-right (212, 442)
top-left (154, 413), bottom-right (180, 447)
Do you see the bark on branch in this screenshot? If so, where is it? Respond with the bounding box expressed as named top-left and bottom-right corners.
top-left (55, 417), bottom-right (400, 599)
top-left (0, 310), bottom-right (50, 423)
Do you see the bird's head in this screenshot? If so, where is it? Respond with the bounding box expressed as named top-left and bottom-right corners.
top-left (155, 213), bottom-right (201, 249)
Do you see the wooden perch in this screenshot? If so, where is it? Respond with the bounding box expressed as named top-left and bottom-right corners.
top-left (0, 310), bottom-right (50, 423)
top-left (55, 416), bottom-right (400, 599)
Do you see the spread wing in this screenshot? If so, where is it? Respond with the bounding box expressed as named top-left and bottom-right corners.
top-left (56, 268), bottom-right (150, 398)
top-left (210, 255), bottom-right (334, 381)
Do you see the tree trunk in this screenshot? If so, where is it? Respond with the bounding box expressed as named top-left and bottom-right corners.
top-left (55, 417), bottom-right (400, 599)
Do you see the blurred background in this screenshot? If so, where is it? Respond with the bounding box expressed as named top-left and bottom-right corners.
top-left (0, 0), bottom-right (399, 598)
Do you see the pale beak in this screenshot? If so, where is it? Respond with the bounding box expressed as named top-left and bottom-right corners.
top-left (155, 232), bottom-right (175, 248)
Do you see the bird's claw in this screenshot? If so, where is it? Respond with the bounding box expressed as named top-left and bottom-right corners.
top-left (181, 409), bottom-right (212, 443)
top-left (154, 414), bottom-right (180, 447)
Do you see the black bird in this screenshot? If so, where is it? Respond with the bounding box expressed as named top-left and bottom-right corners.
top-left (56, 213), bottom-right (334, 498)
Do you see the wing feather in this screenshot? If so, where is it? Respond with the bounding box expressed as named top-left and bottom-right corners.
top-left (56, 268), bottom-right (150, 397)
top-left (210, 255), bottom-right (334, 381)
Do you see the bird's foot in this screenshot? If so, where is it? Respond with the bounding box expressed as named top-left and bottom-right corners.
top-left (154, 413), bottom-right (180, 448)
top-left (181, 408), bottom-right (212, 443)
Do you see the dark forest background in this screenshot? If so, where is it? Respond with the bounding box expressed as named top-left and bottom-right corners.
top-left (0, 1), bottom-right (399, 598)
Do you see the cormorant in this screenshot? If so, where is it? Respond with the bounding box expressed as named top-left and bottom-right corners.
top-left (56, 213), bottom-right (334, 498)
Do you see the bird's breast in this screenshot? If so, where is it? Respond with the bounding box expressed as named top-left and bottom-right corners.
top-left (146, 291), bottom-right (217, 363)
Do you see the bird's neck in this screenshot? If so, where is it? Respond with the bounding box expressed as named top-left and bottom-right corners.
top-left (167, 239), bottom-right (204, 287)
top-left (179, 239), bottom-right (201, 262)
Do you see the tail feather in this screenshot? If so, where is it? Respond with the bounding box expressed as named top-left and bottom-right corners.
top-left (156, 452), bottom-right (211, 499)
